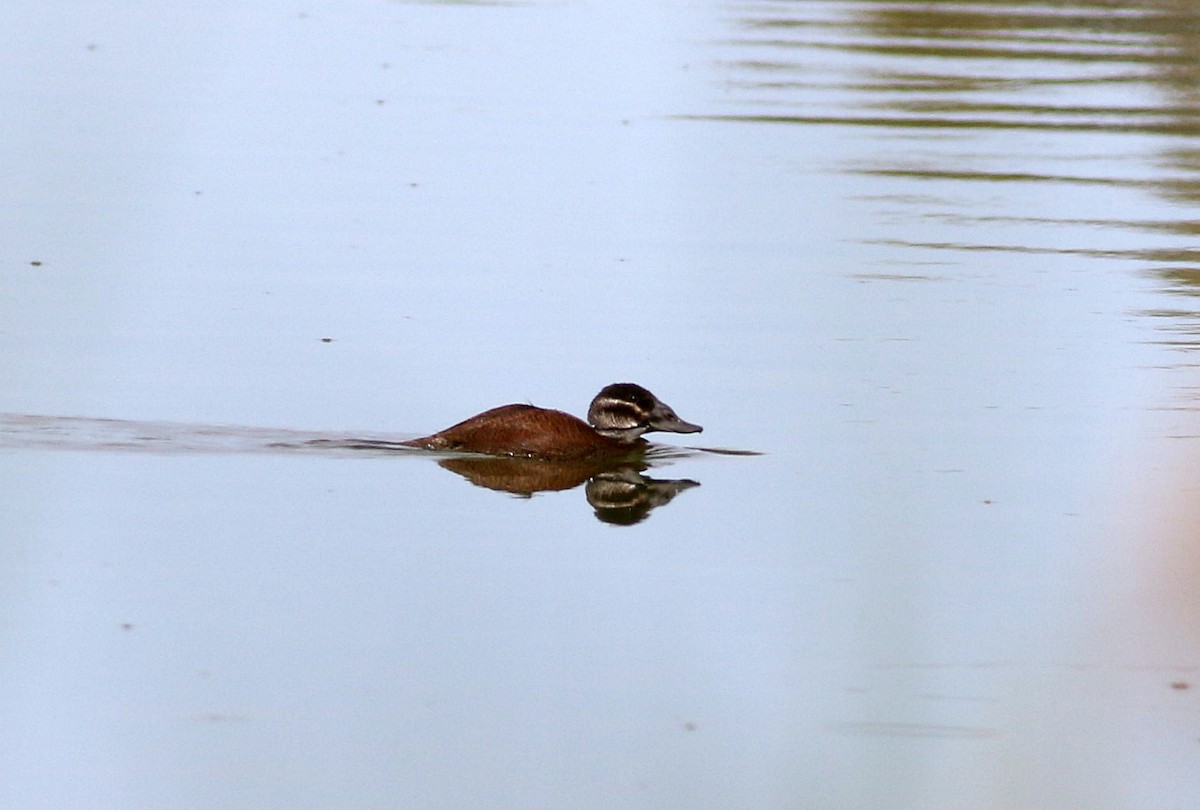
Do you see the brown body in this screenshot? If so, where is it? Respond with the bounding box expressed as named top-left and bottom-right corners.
top-left (401, 383), bottom-right (702, 460)
top-left (402, 404), bottom-right (638, 460)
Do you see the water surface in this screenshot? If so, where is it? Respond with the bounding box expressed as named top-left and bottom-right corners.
top-left (3, 1), bottom-right (1200, 808)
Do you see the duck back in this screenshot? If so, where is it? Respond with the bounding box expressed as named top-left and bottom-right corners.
top-left (402, 404), bottom-right (633, 459)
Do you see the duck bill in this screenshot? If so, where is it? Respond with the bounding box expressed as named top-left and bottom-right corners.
top-left (648, 404), bottom-right (703, 435)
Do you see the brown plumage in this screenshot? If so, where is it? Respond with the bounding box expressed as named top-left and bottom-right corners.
top-left (402, 383), bottom-right (701, 460)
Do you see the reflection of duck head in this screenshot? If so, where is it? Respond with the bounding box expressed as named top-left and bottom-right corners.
top-left (402, 383), bottom-right (702, 460)
top-left (586, 468), bottom-right (700, 525)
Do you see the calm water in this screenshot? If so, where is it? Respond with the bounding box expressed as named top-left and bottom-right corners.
top-left (3, 1), bottom-right (1200, 808)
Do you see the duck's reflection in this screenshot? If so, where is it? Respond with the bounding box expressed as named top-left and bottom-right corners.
top-left (584, 467), bottom-right (700, 525)
top-left (0, 412), bottom-right (711, 524)
top-left (434, 454), bottom-right (699, 523)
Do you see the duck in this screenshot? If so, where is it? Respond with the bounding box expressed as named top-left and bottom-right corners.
top-left (401, 383), bottom-right (702, 459)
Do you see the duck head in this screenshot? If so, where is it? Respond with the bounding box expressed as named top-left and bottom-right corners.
top-left (586, 383), bottom-right (703, 444)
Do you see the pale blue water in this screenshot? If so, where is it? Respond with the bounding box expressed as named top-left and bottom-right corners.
top-left (3, 2), bottom-right (1199, 808)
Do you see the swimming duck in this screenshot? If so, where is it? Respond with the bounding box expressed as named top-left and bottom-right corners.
top-left (401, 383), bottom-right (702, 459)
